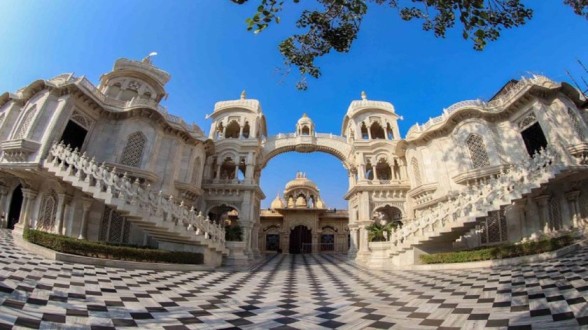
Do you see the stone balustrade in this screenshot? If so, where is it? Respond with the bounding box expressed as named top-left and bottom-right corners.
top-left (45, 142), bottom-right (225, 249)
top-left (388, 145), bottom-right (565, 253)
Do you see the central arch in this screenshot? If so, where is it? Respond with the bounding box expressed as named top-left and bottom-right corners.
top-left (260, 133), bottom-right (354, 170)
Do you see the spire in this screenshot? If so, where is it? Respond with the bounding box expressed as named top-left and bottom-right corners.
top-left (361, 91), bottom-right (367, 101)
top-left (240, 90), bottom-right (246, 100)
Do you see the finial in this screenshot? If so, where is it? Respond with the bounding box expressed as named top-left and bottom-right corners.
top-left (142, 51), bottom-right (158, 64)
top-left (240, 90), bottom-right (246, 100)
top-left (361, 91), bottom-right (367, 101)
top-left (302, 113), bottom-right (307, 118)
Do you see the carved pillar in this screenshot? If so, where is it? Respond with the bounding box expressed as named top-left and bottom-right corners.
top-left (14, 189), bottom-right (37, 235)
top-left (514, 200), bottom-right (527, 238)
top-left (358, 164), bottom-right (366, 180)
top-left (534, 195), bottom-right (550, 233)
top-left (53, 193), bottom-right (66, 234)
top-left (565, 190), bottom-right (581, 228)
top-left (0, 186), bottom-right (8, 228)
top-left (61, 194), bottom-right (74, 235)
top-left (77, 198), bottom-right (93, 240)
top-left (372, 165), bottom-right (378, 180)
top-left (348, 227), bottom-right (358, 254)
top-left (399, 159), bottom-right (408, 181)
top-left (357, 222), bottom-right (370, 255)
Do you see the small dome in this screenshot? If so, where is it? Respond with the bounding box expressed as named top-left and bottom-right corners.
top-left (316, 197), bottom-right (326, 209)
top-left (285, 172), bottom-right (317, 190)
top-left (296, 113), bottom-right (314, 136)
top-left (270, 193), bottom-right (285, 210)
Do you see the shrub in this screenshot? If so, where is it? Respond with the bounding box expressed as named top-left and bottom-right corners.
top-left (420, 235), bottom-right (574, 264)
top-left (24, 229), bottom-right (203, 264)
top-left (225, 225), bottom-right (243, 241)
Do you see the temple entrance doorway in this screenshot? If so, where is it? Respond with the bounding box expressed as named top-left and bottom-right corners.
top-left (289, 225), bottom-right (312, 254)
top-left (60, 120), bottom-right (88, 151)
top-left (7, 185), bottom-right (23, 230)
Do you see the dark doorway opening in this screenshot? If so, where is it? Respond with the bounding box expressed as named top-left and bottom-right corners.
top-left (7, 185), bottom-right (23, 230)
top-left (289, 225), bottom-right (312, 254)
top-left (60, 120), bottom-right (87, 151)
top-left (521, 122), bottom-right (547, 157)
top-left (266, 234), bottom-right (280, 252)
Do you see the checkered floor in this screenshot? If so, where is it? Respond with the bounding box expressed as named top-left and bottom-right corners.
top-left (1, 230), bottom-right (588, 329)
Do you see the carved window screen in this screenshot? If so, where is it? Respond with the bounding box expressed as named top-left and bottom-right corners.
top-left (466, 134), bottom-right (491, 169)
top-left (13, 106), bottom-right (37, 139)
top-left (549, 198), bottom-right (562, 231)
top-left (411, 157), bottom-right (422, 186)
top-left (120, 132), bottom-right (146, 167)
top-left (99, 206), bottom-right (130, 244)
top-left (38, 190), bottom-right (58, 231)
top-left (480, 209), bottom-right (507, 245)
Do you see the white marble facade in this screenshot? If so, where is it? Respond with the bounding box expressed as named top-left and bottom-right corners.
top-left (0, 57), bottom-right (586, 268)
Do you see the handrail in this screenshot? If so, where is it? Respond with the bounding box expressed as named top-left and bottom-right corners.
top-left (46, 142), bottom-right (225, 246)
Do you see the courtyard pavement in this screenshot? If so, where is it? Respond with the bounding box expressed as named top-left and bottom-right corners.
top-left (1, 231), bottom-right (588, 329)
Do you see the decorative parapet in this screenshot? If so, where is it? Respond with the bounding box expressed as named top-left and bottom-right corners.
top-left (112, 58), bottom-right (171, 86)
top-left (213, 99), bottom-right (261, 114)
top-left (406, 75), bottom-right (558, 140)
top-left (451, 164), bottom-right (510, 185)
top-left (407, 182), bottom-right (438, 206)
top-left (346, 99), bottom-right (395, 116)
top-left (0, 139), bottom-right (41, 162)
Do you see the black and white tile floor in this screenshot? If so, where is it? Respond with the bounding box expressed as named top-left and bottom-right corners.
top-left (1, 230), bottom-right (588, 329)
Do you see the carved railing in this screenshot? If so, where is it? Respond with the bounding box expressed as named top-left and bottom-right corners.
top-left (407, 75), bottom-right (552, 138)
top-left (388, 145), bottom-right (563, 251)
top-left (75, 77), bottom-right (201, 137)
top-left (46, 142), bottom-right (225, 247)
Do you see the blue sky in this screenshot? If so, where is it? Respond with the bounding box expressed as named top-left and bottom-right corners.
top-left (0, 1), bottom-right (586, 209)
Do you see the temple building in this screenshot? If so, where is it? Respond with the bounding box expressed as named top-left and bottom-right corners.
top-left (0, 56), bottom-right (587, 268)
top-left (259, 172), bottom-right (349, 254)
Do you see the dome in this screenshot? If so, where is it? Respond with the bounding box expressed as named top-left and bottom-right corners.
top-left (296, 113), bottom-right (314, 136)
top-left (315, 197), bottom-right (326, 209)
top-left (270, 193), bottom-right (285, 210)
top-left (284, 172), bottom-right (317, 191)
top-left (297, 113), bottom-right (313, 126)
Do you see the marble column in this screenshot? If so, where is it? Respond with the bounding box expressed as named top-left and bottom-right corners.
top-left (565, 190), bottom-right (581, 228)
top-left (0, 186), bottom-right (8, 228)
top-left (78, 198), bottom-right (93, 240)
top-left (14, 188), bottom-right (37, 236)
top-left (514, 200), bottom-right (528, 238)
top-left (534, 195), bottom-right (550, 233)
top-left (53, 193), bottom-right (66, 234)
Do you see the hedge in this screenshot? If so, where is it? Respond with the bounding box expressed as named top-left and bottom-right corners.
top-left (24, 229), bottom-right (204, 264)
top-left (420, 235), bottom-right (574, 264)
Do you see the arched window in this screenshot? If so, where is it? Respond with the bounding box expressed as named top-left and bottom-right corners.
top-left (361, 123), bottom-right (369, 139)
top-left (220, 157), bottom-right (236, 179)
top-left (365, 160), bottom-right (374, 180)
top-left (301, 125), bottom-right (311, 135)
top-left (392, 159), bottom-right (401, 180)
top-left (370, 122), bottom-right (385, 139)
top-left (411, 157), bottom-right (422, 186)
top-left (38, 190), bottom-right (57, 231)
top-left (13, 106), bottom-right (37, 140)
top-left (225, 121), bottom-right (240, 139)
top-left (466, 134), bottom-right (490, 169)
top-left (191, 157), bottom-right (202, 185)
top-left (120, 132), bottom-right (146, 167)
top-left (242, 122), bottom-right (251, 138)
top-left (216, 122), bottom-right (224, 139)
top-left (375, 159), bottom-right (392, 180)
top-left (386, 123), bottom-right (394, 140)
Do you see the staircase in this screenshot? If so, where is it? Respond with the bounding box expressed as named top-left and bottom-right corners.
top-left (43, 142), bottom-right (228, 259)
top-left (387, 145), bottom-right (579, 264)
